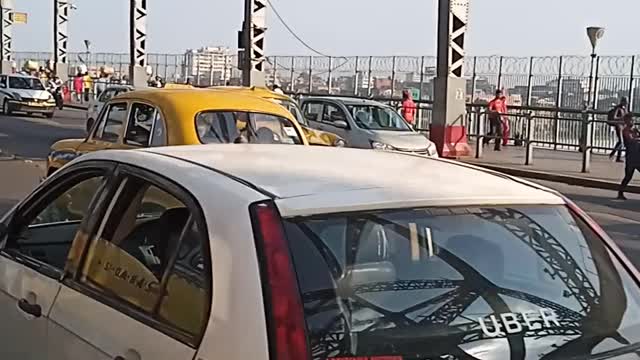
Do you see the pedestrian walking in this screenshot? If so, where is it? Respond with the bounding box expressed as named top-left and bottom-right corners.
top-left (73, 74), bottom-right (83, 102)
top-left (485, 90), bottom-right (508, 151)
top-left (83, 73), bottom-right (94, 102)
top-left (401, 89), bottom-right (417, 126)
top-left (608, 97), bottom-right (629, 162)
top-left (618, 114), bottom-right (640, 200)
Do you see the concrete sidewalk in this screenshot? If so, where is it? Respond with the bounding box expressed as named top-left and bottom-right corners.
top-left (463, 145), bottom-right (640, 193)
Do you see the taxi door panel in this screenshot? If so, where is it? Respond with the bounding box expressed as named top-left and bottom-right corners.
top-left (0, 256), bottom-right (60, 360)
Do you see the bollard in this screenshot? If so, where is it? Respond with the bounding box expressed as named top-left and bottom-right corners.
top-left (475, 108), bottom-right (484, 159)
top-left (581, 111), bottom-right (592, 173)
top-left (524, 112), bottom-right (534, 165)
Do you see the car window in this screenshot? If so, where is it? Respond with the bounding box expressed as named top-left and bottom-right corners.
top-left (5, 174), bottom-right (105, 272)
top-left (196, 111), bottom-right (303, 145)
top-left (322, 103), bottom-right (347, 125)
top-left (284, 205), bottom-right (640, 360)
top-left (303, 102), bottom-right (323, 122)
top-left (150, 111), bottom-right (167, 147)
top-left (347, 104), bottom-right (411, 131)
top-left (125, 103), bottom-right (155, 146)
top-left (79, 175), bottom-right (209, 341)
top-left (96, 103), bottom-right (128, 143)
top-left (9, 76), bottom-right (45, 90)
top-left (98, 89), bottom-right (116, 103)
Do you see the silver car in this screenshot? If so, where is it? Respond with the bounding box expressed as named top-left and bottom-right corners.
top-left (301, 96), bottom-right (438, 157)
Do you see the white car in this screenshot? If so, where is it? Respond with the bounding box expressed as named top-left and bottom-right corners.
top-left (1, 145), bottom-right (640, 360)
top-left (86, 84), bottom-right (134, 132)
top-left (0, 73), bottom-right (56, 117)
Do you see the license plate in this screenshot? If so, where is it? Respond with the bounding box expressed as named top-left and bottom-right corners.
top-left (28, 102), bottom-right (43, 107)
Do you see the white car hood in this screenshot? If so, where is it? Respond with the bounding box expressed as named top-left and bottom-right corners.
top-left (371, 130), bottom-right (434, 150)
top-left (11, 89), bottom-right (50, 100)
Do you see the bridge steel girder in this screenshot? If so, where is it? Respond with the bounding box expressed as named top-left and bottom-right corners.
top-left (129, 0), bottom-right (148, 87)
top-left (431, 0), bottom-right (472, 158)
top-left (242, 0), bottom-right (267, 87)
top-left (0, 0), bottom-right (12, 69)
top-left (53, 0), bottom-right (69, 79)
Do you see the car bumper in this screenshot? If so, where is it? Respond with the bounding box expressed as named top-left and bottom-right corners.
top-left (8, 100), bottom-right (56, 113)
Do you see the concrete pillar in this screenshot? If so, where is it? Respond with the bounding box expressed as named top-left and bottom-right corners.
top-left (241, 0), bottom-right (267, 87)
top-left (129, 0), bottom-right (148, 87)
top-left (0, 0), bottom-right (12, 74)
top-left (53, 0), bottom-right (69, 81)
top-left (430, 0), bottom-right (472, 158)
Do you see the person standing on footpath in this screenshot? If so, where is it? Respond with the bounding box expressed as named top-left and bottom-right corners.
top-left (401, 90), bottom-right (417, 127)
top-left (617, 113), bottom-right (640, 200)
top-left (608, 97), bottom-right (629, 162)
top-left (485, 90), bottom-right (508, 151)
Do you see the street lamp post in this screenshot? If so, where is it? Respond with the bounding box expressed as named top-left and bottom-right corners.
top-left (586, 27), bottom-right (605, 110)
top-left (581, 26), bottom-right (605, 173)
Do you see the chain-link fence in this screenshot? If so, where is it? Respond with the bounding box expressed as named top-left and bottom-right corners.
top-left (13, 52), bottom-right (640, 112)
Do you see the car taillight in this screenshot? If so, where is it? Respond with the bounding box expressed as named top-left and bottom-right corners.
top-left (250, 201), bottom-right (310, 360)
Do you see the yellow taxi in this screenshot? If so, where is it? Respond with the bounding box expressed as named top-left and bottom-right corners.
top-left (46, 88), bottom-right (308, 176)
top-left (209, 86), bottom-right (346, 147)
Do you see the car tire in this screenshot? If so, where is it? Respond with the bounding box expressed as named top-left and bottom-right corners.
top-left (86, 118), bottom-right (95, 133)
top-left (45, 112), bottom-right (54, 119)
top-left (3, 100), bottom-right (11, 116)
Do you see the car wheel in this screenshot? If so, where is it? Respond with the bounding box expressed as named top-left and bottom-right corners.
top-left (45, 112), bottom-right (54, 119)
top-left (86, 118), bottom-right (95, 133)
top-left (3, 100), bottom-right (11, 115)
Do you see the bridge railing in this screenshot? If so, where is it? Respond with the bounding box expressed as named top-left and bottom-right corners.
top-left (12, 53), bottom-right (640, 112)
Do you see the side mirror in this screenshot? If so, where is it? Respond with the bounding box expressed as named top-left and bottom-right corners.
top-left (332, 120), bottom-right (348, 129)
top-left (305, 112), bottom-right (318, 121)
top-left (0, 83), bottom-right (6, 89)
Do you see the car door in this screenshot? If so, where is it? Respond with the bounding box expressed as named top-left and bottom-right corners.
top-left (0, 75), bottom-right (8, 103)
top-left (319, 102), bottom-right (353, 144)
top-left (302, 101), bottom-right (325, 131)
top-left (78, 102), bottom-right (133, 154)
top-left (48, 166), bottom-right (211, 360)
top-left (0, 163), bottom-right (112, 359)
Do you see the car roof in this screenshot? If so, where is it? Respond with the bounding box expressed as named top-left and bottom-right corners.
top-left (82, 145), bottom-right (564, 216)
top-left (9, 74), bottom-right (38, 79)
top-left (114, 88), bottom-right (295, 120)
top-left (301, 96), bottom-right (387, 106)
top-left (209, 86), bottom-right (293, 102)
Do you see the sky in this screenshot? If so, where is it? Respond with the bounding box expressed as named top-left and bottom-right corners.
top-left (11, 0), bottom-right (640, 56)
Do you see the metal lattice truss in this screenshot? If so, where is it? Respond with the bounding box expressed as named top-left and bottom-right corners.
top-left (54, 0), bottom-right (69, 64)
top-left (300, 207), bottom-right (618, 359)
top-left (1, 0), bottom-right (12, 62)
top-left (447, 0), bottom-right (468, 77)
top-left (247, 0), bottom-right (267, 72)
top-left (477, 208), bottom-right (598, 314)
top-left (130, 0), bottom-right (147, 67)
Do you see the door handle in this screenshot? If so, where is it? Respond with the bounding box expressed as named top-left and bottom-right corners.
top-left (18, 298), bottom-right (42, 318)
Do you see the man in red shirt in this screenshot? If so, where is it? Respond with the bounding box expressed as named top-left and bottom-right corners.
top-left (485, 90), bottom-right (508, 151)
top-left (401, 90), bottom-right (417, 126)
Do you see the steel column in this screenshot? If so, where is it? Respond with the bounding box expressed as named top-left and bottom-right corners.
top-left (496, 56), bottom-right (504, 90)
top-left (354, 56), bottom-right (359, 96)
top-left (307, 56), bottom-right (313, 93)
top-left (553, 56), bottom-right (564, 149)
top-left (390, 55), bottom-right (396, 97)
top-left (129, 0), bottom-right (148, 87)
top-left (242, 0), bottom-right (267, 87)
top-left (470, 56), bottom-right (478, 102)
top-left (432, 0), bottom-right (471, 157)
top-left (53, 0), bottom-right (69, 80)
top-left (367, 56), bottom-right (372, 96)
top-left (629, 55), bottom-right (636, 112)
top-left (0, 0), bottom-right (13, 73)
top-left (289, 57), bottom-right (295, 92)
top-left (525, 57), bottom-right (534, 106)
top-left (327, 56), bottom-right (332, 94)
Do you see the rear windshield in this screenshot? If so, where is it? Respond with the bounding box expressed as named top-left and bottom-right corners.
top-left (195, 111), bottom-right (303, 145)
top-left (283, 206), bottom-right (640, 360)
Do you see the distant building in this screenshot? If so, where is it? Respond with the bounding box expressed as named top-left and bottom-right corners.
top-left (184, 46), bottom-right (232, 85)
